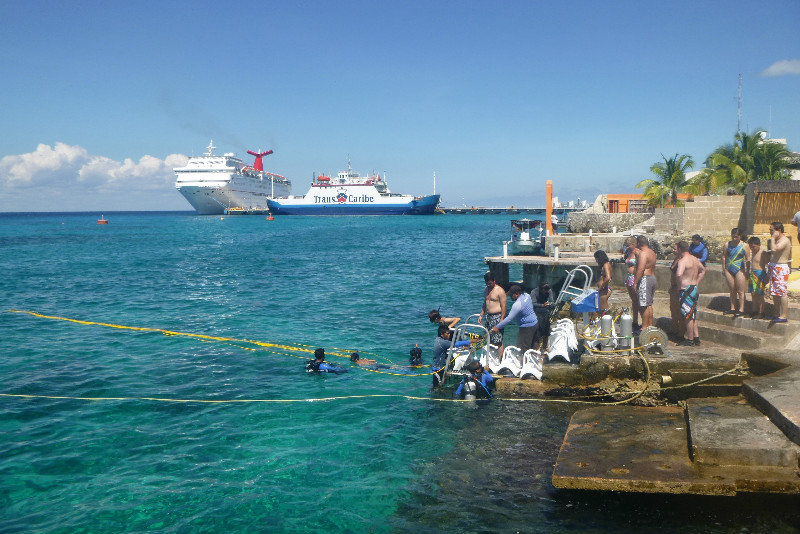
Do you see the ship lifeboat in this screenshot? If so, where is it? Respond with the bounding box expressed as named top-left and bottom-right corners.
top-left (97, 215), bottom-right (108, 224)
top-left (317, 175), bottom-right (330, 182)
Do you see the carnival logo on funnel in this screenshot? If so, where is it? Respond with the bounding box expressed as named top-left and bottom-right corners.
top-left (336, 191), bottom-right (347, 203)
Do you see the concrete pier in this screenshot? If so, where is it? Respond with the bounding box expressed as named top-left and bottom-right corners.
top-left (552, 404), bottom-right (800, 496)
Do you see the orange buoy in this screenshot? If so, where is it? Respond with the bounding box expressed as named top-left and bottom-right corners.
top-left (266, 213), bottom-right (274, 221)
top-left (97, 215), bottom-right (108, 225)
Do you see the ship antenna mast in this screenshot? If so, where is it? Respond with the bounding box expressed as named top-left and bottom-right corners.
top-left (205, 140), bottom-right (216, 156)
top-left (736, 73), bottom-right (742, 133)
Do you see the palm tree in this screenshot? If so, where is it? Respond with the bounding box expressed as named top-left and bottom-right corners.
top-left (683, 167), bottom-right (718, 196)
top-left (755, 139), bottom-right (791, 180)
top-left (636, 153), bottom-right (694, 207)
top-left (702, 129), bottom-right (790, 192)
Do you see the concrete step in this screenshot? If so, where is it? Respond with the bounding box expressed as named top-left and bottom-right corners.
top-left (696, 321), bottom-right (781, 350)
top-left (743, 365), bottom-right (800, 446)
top-left (686, 396), bottom-right (800, 468)
top-left (695, 308), bottom-right (795, 337)
top-left (698, 293), bottom-right (800, 322)
top-left (656, 316), bottom-right (781, 349)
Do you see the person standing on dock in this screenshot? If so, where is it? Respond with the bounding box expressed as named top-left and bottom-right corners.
top-left (623, 237), bottom-right (641, 330)
top-left (593, 250), bottom-right (612, 315)
top-left (479, 272), bottom-right (507, 356)
top-left (723, 227), bottom-right (749, 317)
top-left (768, 222), bottom-right (792, 323)
top-left (633, 236), bottom-right (657, 329)
top-left (746, 236), bottom-right (769, 319)
top-left (792, 210), bottom-right (800, 248)
top-left (674, 241), bottom-right (706, 346)
top-left (533, 283), bottom-right (554, 351)
top-left (689, 234), bottom-right (708, 265)
top-left (491, 285), bottom-right (538, 354)
top-left (551, 213), bottom-right (559, 234)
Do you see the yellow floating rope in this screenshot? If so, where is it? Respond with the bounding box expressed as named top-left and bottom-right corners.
top-left (7, 309), bottom-right (441, 378)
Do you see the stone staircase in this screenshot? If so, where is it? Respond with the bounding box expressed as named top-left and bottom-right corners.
top-left (657, 293), bottom-right (800, 350)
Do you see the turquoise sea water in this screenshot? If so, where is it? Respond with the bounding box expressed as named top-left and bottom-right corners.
top-left (1, 212), bottom-right (798, 533)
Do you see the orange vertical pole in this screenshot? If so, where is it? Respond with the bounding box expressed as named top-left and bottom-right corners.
top-left (546, 180), bottom-right (553, 236)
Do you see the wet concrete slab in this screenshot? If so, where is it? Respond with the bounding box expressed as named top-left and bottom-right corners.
top-left (686, 397), bottom-right (800, 468)
top-left (552, 405), bottom-right (800, 495)
top-left (743, 365), bottom-right (800, 446)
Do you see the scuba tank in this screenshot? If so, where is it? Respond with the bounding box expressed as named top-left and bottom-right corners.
top-left (463, 379), bottom-right (478, 400)
top-left (600, 313), bottom-right (613, 349)
top-left (619, 308), bottom-right (633, 351)
top-left (306, 359), bottom-right (321, 372)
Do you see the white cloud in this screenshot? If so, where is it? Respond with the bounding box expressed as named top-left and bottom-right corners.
top-left (761, 59), bottom-right (800, 77)
top-left (0, 143), bottom-right (190, 211)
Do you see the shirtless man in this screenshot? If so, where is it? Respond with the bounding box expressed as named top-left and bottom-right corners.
top-left (479, 271), bottom-right (507, 355)
top-left (633, 235), bottom-right (657, 329)
top-left (674, 241), bottom-right (706, 346)
top-left (768, 222), bottom-right (792, 323)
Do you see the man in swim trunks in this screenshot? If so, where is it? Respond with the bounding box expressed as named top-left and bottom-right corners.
top-left (747, 236), bottom-right (769, 318)
top-left (768, 221), bottom-right (792, 323)
top-left (633, 235), bottom-right (657, 329)
top-left (674, 241), bottom-right (706, 346)
top-left (479, 271), bottom-right (507, 355)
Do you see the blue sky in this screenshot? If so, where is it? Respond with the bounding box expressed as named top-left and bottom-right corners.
top-left (1, 0), bottom-right (799, 211)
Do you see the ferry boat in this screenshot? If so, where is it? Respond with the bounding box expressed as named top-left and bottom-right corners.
top-left (266, 162), bottom-right (440, 215)
top-left (174, 141), bottom-right (291, 215)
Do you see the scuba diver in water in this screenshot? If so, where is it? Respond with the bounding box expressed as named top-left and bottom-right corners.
top-left (454, 359), bottom-right (494, 400)
top-left (349, 351), bottom-right (377, 366)
top-left (409, 344), bottom-right (423, 366)
top-left (306, 348), bottom-right (348, 374)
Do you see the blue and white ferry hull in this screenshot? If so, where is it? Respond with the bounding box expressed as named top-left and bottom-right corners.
top-left (267, 194), bottom-right (440, 215)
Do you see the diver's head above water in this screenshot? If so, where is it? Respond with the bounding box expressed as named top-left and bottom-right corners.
top-left (314, 348), bottom-right (325, 361)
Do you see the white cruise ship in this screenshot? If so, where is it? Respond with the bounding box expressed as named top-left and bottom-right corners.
top-left (174, 140), bottom-right (291, 215)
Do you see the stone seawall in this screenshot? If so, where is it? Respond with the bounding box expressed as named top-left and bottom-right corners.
top-left (566, 212), bottom-right (653, 233)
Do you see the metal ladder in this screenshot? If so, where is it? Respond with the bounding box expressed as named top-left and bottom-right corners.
top-left (553, 264), bottom-right (594, 311)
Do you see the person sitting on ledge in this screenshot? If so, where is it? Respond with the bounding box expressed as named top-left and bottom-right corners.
top-left (306, 348), bottom-right (348, 374)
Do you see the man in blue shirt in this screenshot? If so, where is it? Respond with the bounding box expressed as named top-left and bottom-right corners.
top-left (455, 360), bottom-right (494, 399)
top-left (689, 234), bottom-right (708, 265)
top-left (491, 284), bottom-right (538, 353)
top-left (306, 348), bottom-right (348, 374)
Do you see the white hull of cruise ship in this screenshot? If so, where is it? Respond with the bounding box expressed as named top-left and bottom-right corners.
top-left (174, 141), bottom-right (291, 215)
